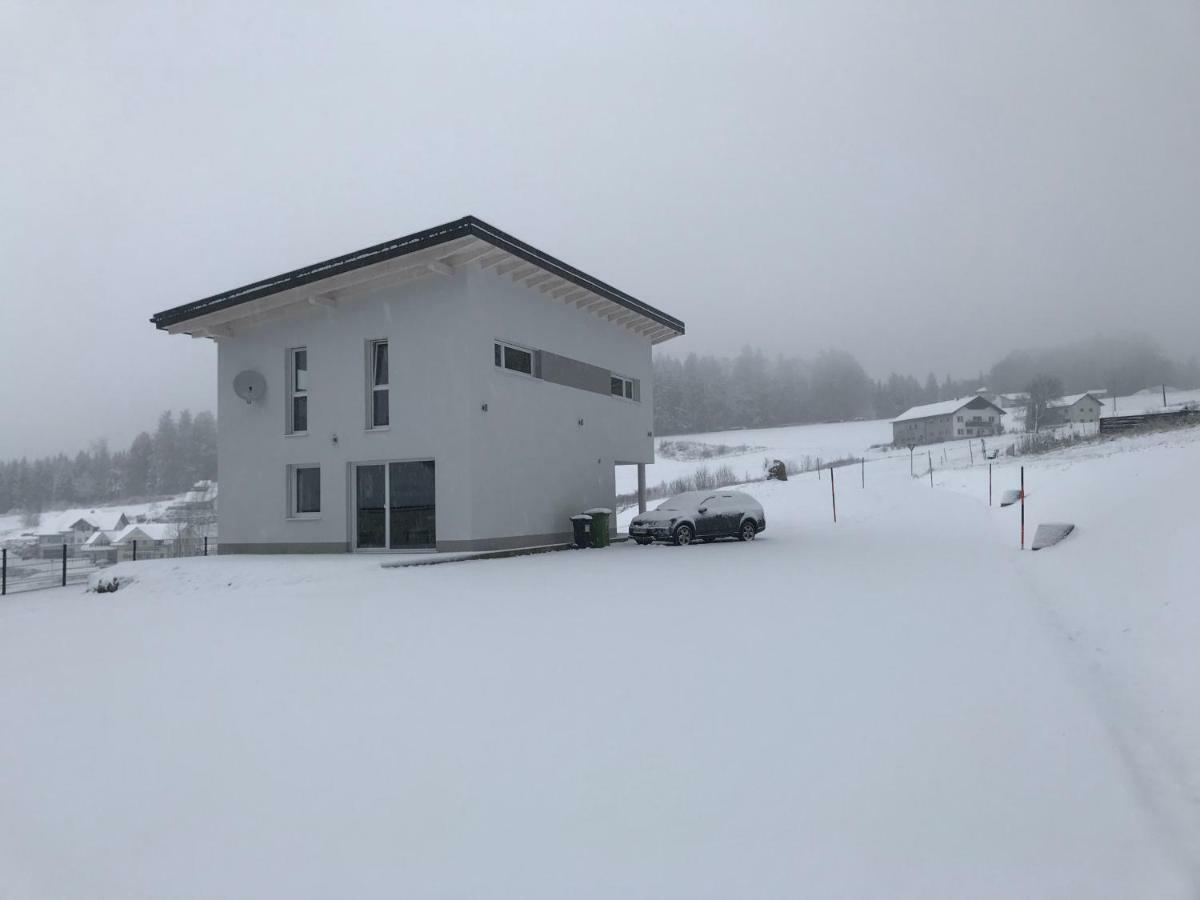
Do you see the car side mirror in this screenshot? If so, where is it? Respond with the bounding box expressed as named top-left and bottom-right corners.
top-left (698, 507), bottom-right (708, 514)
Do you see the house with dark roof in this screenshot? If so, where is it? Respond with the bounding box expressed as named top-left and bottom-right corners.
top-left (152, 216), bottom-right (684, 553)
top-left (892, 396), bottom-right (1007, 446)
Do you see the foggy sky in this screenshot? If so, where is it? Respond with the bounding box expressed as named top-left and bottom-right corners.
top-left (3, 1), bottom-right (1198, 458)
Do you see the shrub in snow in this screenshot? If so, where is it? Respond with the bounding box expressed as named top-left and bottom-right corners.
top-left (88, 572), bottom-right (133, 594)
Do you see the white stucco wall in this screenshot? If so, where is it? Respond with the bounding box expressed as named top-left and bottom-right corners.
top-left (216, 264), bottom-right (656, 552)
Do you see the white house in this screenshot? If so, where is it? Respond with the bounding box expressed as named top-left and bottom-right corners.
top-left (892, 396), bottom-right (1007, 446)
top-left (1046, 392), bottom-right (1105, 425)
top-left (151, 216), bottom-right (685, 553)
top-left (111, 523), bottom-right (178, 551)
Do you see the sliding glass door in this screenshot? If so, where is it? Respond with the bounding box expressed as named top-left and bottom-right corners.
top-left (355, 461), bottom-right (436, 550)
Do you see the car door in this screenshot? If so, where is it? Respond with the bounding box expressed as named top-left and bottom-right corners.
top-left (694, 495), bottom-right (720, 538)
top-left (716, 494), bottom-right (742, 535)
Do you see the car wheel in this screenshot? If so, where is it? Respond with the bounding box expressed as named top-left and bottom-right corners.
top-left (673, 524), bottom-right (695, 546)
top-left (739, 520), bottom-right (757, 542)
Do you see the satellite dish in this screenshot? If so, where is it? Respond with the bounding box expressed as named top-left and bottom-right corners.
top-left (233, 370), bottom-right (267, 404)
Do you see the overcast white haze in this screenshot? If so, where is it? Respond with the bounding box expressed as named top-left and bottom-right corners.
top-left (2, 1), bottom-right (1198, 458)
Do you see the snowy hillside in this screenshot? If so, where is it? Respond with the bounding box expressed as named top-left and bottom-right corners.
top-left (3, 424), bottom-right (1199, 897)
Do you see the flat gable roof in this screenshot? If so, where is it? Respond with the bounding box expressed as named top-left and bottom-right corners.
top-left (150, 215), bottom-right (685, 344)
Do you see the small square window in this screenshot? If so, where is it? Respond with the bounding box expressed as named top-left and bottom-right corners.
top-left (610, 374), bottom-right (636, 400)
top-left (494, 341), bottom-right (535, 376)
top-left (505, 345), bottom-right (532, 374)
top-left (290, 465), bottom-right (321, 516)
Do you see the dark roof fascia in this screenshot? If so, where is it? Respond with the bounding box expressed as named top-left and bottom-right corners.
top-left (150, 215), bottom-right (685, 335)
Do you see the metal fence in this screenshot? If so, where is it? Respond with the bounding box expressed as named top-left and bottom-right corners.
top-left (1, 537), bottom-right (216, 596)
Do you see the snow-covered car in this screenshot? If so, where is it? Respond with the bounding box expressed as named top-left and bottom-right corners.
top-left (629, 490), bottom-right (765, 546)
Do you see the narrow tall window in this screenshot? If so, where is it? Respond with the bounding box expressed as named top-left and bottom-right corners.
top-left (288, 347), bottom-right (308, 434)
top-left (369, 340), bottom-right (389, 428)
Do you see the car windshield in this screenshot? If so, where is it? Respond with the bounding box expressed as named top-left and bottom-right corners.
top-left (656, 493), bottom-right (707, 511)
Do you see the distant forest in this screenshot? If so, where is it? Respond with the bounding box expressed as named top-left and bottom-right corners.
top-left (0, 411), bottom-right (216, 518)
top-left (654, 335), bottom-right (1199, 435)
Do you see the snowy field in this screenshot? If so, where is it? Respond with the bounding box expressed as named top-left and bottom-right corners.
top-left (1104, 386), bottom-right (1200, 416)
top-left (617, 418), bottom-right (894, 497)
top-left (3, 425), bottom-right (1200, 897)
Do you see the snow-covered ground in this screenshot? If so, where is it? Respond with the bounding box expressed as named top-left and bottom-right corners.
top-left (1103, 387), bottom-right (1200, 417)
top-left (3, 424), bottom-right (1199, 898)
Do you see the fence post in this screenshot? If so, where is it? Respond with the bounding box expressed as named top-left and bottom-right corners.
top-left (830, 466), bottom-right (837, 523)
top-left (968, 440), bottom-right (974, 465)
top-left (989, 463), bottom-right (993, 507)
top-left (2, 547), bottom-right (6, 596)
top-left (861, 457), bottom-right (865, 489)
top-left (61, 543), bottom-right (67, 587)
top-left (817, 457), bottom-right (821, 480)
top-left (204, 536), bottom-right (208, 557)
top-left (133, 539), bottom-right (137, 562)
top-left (929, 463), bottom-right (934, 488)
top-left (1020, 466), bottom-right (1025, 550)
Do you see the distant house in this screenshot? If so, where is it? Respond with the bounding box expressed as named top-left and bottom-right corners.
top-left (80, 530), bottom-right (121, 565)
top-left (89, 511), bottom-right (131, 532)
top-left (163, 480), bottom-right (218, 527)
top-left (111, 523), bottom-right (178, 551)
top-left (1046, 392), bottom-right (1105, 425)
top-left (998, 392), bottom-right (1029, 409)
top-left (31, 511), bottom-right (131, 558)
top-left (893, 396), bottom-right (1007, 446)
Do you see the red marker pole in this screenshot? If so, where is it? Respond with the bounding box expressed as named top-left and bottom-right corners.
top-left (830, 466), bottom-right (837, 523)
top-left (1020, 466), bottom-right (1025, 550)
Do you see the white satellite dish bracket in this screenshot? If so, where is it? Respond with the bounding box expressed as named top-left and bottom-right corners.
top-left (233, 370), bottom-right (267, 405)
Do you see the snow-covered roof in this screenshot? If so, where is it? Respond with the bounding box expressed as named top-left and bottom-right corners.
top-left (112, 523), bottom-right (176, 544)
top-left (83, 530), bottom-right (119, 547)
top-left (893, 397), bottom-right (1006, 424)
top-left (1048, 392), bottom-right (1105, 409)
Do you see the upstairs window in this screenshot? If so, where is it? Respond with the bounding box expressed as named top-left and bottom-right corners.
top-left (287, 347), bottom-right (308, 434)
top-left (611, 374), bottom-right (634, 400)
top-left (369, 340), bottom-right (389, 428)
top-left (494, 341), bottom-right (534, 376)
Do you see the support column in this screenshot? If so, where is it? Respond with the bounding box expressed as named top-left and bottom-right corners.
top-left (637, 464), bottom-right (647, 514)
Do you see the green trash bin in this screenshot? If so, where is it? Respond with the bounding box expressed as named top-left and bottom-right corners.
top-left (584, 508), bottom-right (612, 548)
